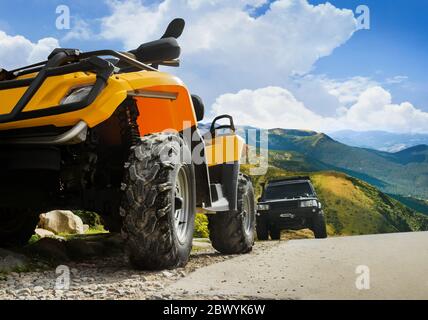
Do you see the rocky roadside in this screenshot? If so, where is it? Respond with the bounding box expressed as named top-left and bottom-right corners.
top-left (0, 235), bottom-right (277, 300)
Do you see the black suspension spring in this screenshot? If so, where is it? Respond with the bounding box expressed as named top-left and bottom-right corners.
top-left (118, 99), bottom-right (140, 148)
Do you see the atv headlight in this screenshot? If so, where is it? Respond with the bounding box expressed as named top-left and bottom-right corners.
top-left (299, 200), bottom-right (318, 208)
top-left (61, 85), bottom-right (93, 105)
top-left (257, 204), bottom-right (270, 211)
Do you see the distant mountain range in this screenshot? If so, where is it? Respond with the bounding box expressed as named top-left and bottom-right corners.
top-left (202, 123), bottom-right (428, 199)
top-left (264, 128), bottom-right (428, 199)
top-left (329, 130), bottom-right (428, 152)
top-left (231, 124), bottom-right (428, 236)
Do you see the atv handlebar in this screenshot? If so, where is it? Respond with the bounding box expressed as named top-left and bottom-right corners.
top-left (0, 49), bottom-right (157, 124)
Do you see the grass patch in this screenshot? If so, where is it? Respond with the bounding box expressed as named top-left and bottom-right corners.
top-left (28, 234), bottom-right (41, 245)
top-left (85, 225), bottom-right (108, 235)
top-left (194, 214), bottom-right (209, 238)
top-left (191, 246), bottom-right (208, 253)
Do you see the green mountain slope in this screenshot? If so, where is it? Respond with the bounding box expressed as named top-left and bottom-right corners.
top-left (388, 194), bottom-right (428, 216)
top-left (265, 129), bottom-right (428, 198)
top-left (242, 165), bottom-right (428, 236)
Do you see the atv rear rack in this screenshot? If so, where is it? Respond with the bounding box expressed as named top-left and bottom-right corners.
top-left (0, 49), bottom-right (157, 125)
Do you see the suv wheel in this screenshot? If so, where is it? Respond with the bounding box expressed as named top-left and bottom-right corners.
top-left (269, 226), bottom-right (281, 240)
top-left (121, 133), bottom-right (196, 270)
top-left (312, 212), bottom-right (327, 239)
top-left (256, 214), bottom-right (269, 240)
top-left (208, 174), bottom-right (256, 254)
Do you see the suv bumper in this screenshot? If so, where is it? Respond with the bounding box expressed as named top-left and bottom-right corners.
top-left (257, 208), bottom-right (321, 230)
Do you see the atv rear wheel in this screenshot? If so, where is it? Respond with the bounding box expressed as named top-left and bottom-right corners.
top-left (208, 174), bottom-right (256, 254)
top-left (121, 134), bottom-right (196, 270)
top-left (312, 212), bottom-right (327, 239)
top-left (0, 209), bottom-right (39, 247)
top-left (256, 214), bottom-right (269, 241)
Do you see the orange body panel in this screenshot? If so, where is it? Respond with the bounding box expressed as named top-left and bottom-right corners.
top-left (0, 71), bottom-right (194, 132)
top-left (134, 85), bottom-right (197, 135)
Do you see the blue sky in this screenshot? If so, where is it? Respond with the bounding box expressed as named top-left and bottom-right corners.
top-left (0, 0), bottom-right (119, 49)
top-left (309, 0), bottom-right (428, 109)
top-left (0, 0), bottom-right (427, 133)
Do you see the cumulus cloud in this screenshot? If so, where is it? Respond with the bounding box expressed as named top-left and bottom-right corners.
top-left (385, 75), bottom-right (408, 85)
top-left (0, 1), bottom-right (417, 134)
top-left (63, 18), bottom-right (94, 42)
top-left (98, 1), bottom-right (424, 133)
top-left (0, 31), bottom-right (59, 69)
top-left (211, 86), bottom-right (337, 131)
top-left (343, 86), bottom-right (428, 133)
top-left (319, 76), bottom-right (378, 107)
top-left (99, 0), bottom-right (358, 102)
top-left (288, 75), bottom-right (377, 117)
top-left (211, 85), bottom-right (428, 133)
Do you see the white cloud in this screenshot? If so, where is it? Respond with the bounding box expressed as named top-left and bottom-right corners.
top-left (63, 18), bottom-right (94, 42)
top-left (0, 1), bottom-right (415, 134)
top-left (319, 76), bottom-right (378, 106)
top-left (98, 1), bottom-right (425, 133)
top-left (211, 86), bottom-right (337, 131)
top-left (99, 0), bottom-right (358, 101)
top-left (0, 31), bottom-right (59, 69)
top-left (385, 75), bottom-right (408, 85)
top-left (343, 86), bottom-right (428, 133)
top-left (211, 85), bottom-right (428, 134)
top-left (288, 75), bottom-right (377, 117)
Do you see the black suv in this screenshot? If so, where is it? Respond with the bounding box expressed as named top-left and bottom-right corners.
top-left (256, 176), bottom-right (327, 240)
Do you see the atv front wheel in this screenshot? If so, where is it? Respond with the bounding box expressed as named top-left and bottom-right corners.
top-left (208, 174), bottom-right (256, 254)
top-left (312, 212), bottom-right (327, 239)
top-left (0, 209), bottom-right (39, 247)
top-left (121, 134), bottom-right (196, 270)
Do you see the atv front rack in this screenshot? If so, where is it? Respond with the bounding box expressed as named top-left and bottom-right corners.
top-left (0, 49), bottom-right (156, 124)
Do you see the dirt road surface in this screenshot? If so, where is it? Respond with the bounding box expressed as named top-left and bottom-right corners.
top-left (1, 232), bottom-right (427, 300)
top-left (165, 232), bottom-right (428, 300)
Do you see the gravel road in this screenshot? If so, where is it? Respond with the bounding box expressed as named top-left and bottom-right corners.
top-left (2, 232), bottom-right (427, 300)
top-left (0, 237), bottom-right (276, 300)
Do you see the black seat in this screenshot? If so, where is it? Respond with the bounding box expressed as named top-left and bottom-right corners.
top-left (129, 37), bottom-right (180, 65)
top-left (0, 68), bottom-right (12, 81)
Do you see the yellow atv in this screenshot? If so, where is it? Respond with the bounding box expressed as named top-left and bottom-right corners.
top-left (0, 19), bottom-right (256, 270)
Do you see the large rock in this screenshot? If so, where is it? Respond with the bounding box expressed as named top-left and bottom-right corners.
top-left (25, 238), bottom-right (70, 263)
top-left (35, 228), bottom-right (55, 238)
top-left (0, 248), bottom-right (30, 273)
top-left (66, 233), bottom-right (124, 261)
top-left (39, 210), bottom-right (85, 235)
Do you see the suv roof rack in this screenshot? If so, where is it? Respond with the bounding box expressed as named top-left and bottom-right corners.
top-left (267, 176), bottom-right (311, 184)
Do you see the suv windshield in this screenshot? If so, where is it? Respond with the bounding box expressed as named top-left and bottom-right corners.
top-left (264, 182), bottom-right (314, 200)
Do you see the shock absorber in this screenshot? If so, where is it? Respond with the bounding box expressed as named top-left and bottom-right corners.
top-left (128, 103), bottom-right (140, 147)
top-left (118, 99), bottom-right (140, 148)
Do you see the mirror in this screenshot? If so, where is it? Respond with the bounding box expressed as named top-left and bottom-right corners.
top-left (191, 94), bottom-right (205, 122)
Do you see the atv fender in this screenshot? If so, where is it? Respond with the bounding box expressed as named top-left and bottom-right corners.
top-left (205, 134), bottom-right (245, 212)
